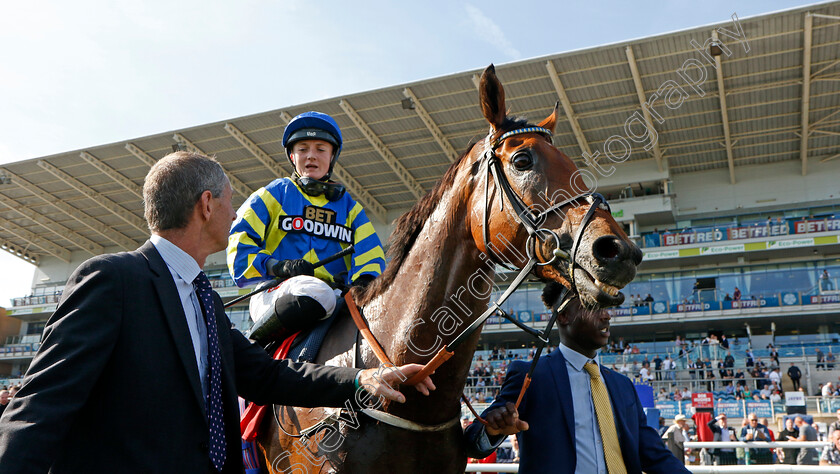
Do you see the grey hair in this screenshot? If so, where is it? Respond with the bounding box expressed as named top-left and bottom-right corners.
top-left (143, 151), bottom-right (227, 232)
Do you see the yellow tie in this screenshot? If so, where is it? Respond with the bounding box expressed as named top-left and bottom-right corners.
top-left (584, 361), bottom-right (627, 474)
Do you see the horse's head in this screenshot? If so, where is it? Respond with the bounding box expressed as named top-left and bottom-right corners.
top-left (469, 65), bottom-right (641, 309)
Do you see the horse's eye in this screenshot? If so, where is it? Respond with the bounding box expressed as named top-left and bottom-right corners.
top-left (512, 151), bottom-right (533, 171)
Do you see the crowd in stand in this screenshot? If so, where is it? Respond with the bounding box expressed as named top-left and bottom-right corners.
top-left (657, 411), bottom-right (840, 466)
top-left (465, 335), bottom-right (840, 405)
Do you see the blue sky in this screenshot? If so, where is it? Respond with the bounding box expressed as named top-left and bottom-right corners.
top-left (0, 0), bottom-right (823, 306)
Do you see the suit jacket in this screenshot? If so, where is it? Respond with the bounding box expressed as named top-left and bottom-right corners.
top-left (0, 241), bottom-right (358, 473)
top-left (464, 350), bottom-right (687, 473)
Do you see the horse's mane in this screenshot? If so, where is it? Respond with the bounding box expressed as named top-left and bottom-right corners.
top-left (356, 118), bottom-right (529, 306)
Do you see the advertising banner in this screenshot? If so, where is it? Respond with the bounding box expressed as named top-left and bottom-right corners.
top-left (794, 217), bottom-right (840, 234)
top-left (745, 401), bottom-right (773, 419)
top-left (656, 401), bottom-right (679, 419)
top-left (715, 400), bottom-right (744, 418)
top-left (692, 392), bottom-right (714, 409)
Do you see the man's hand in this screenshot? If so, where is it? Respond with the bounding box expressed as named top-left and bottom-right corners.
top-left (357, 363), bottom-right (436, 403)
top-left (484, 402), bottom-right (529, 436)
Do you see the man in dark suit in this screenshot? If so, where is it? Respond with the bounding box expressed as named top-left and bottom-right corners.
top-left (0, 152), bottom-right (433, 473)
top-left (464, 282), bottom-right (687, 473)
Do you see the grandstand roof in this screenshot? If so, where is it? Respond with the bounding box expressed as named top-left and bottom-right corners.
top-left (1, 3), bottom-right (839, 265)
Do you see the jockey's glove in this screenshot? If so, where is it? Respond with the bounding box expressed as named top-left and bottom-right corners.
top-left (268, 259), bottom-right (315, 280)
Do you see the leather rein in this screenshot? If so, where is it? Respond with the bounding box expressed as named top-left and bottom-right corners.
top-left (345, 124), bottom-right (612, 429)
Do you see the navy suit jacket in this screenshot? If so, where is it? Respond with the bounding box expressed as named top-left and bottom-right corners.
top-left (464, 350), bottom-right (688, 473)
top-left (0, 241), bottom-right (358, 473)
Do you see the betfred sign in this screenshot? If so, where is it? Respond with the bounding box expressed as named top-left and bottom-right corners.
top-left (692, 392), bottom-right (714, 409)
top-left (786, 391), bottom-right (806, 407)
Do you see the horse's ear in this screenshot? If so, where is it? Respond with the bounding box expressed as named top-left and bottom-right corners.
top-left (479, 64), bottom-right (506, 130)
top-left (537, 102), bottom-right (560, 133)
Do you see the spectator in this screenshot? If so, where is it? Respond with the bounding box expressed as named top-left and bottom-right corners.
top-left (796, 416), bottom-right (820, 465)
top-left (778, 417), bottom-right (799, 465)
top-left (724, 382), bottom-right (735, 395)
top-left (653, 354), bottom-right (663, 381)
top-left (821, 430), bottom-right (840, 466)
top-left (720, 334), bottom-right (729, 350)
top-left (639, 362), bottom-right (654, 382)
top-left (761, 418), bottom-right (775, 441)
top-left (657, 388), bottom-right (670, 402)
top-left (733, 287), bottom-right (741, 301)
top-left (740, 413), bottom-right (772, 464)
top-left (769, 367), bottom-right (782, 388)
top-left (821, 269), bottom-right (833, 292)
top-left (788, 363), bottom-right (802, 391)
top-left (828, 409), bottom-right (840, 438)
top-left (0, 390), bottom-right (8, 418)
top-left (495, 434), bottom-right (519, 463)
top-left (644, 293), bottom-right (654, 303)
top-left (708, 414), bottom-right (738, 465)
top-left (745, 349), bottom-right (755, 368)
top-left (663, 414), bottom-right (689, 463)
top-left (658, 417), bottom-right (668, 437)
top-left (817, 348), bottom-right (825, 370)
top-left (770, 390), bottom-right (782, 403)
top-left (823, 382), bottom-right (834, 398)
top-left (828, 351), bottom-right (837, 370)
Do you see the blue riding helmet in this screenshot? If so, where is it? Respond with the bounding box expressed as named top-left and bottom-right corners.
top-left (283, 111), bottom-right (345, 199)
top-left (283, 111), bottom-right (343, 164)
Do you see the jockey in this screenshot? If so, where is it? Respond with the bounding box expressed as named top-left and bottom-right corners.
top-left (227, 111), bottom-right (386, 344)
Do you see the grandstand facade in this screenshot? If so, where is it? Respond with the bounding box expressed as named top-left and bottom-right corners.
top-left (1, 1), bottom-right (840, 402)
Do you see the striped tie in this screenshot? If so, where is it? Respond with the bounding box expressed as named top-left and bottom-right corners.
top-left (584, 361), bottom-right (627, 474)
top-left (195, 271), bottom-right (226, 472)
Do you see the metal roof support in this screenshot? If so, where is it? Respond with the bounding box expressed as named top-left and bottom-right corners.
top-left (800, 13), bottom-right (813, 176)
top-left (625, 46), bottom-right (665, 172)
top-left (0, 196), bottom-right (103, 256)
top-left (403, 87), bottom-right (459, 162)
top-left (36, 160), bottom-right (148, 234)
top-left (172, 133), bottom-right (252, 198)
top-left (278, 112), bottom-right (388, 222)
top-left (124, 143), bottom-right (157, 167)
top-left (0, 238), bottom-right (39, 264)
top-left (712, 31), bottom-right (737, 184)
top-left (339, 100), bottom-right (425, 199)
top-left (80, 151), bottom-right (143, 199)
top-left (2, 169), bottom-right (138, 249)
top-left (223, 123), bottom-right (289, 176)
top-left (545, 61), bottom-right (593, 160)
top-left (0, 216), bottom-right (71, 262)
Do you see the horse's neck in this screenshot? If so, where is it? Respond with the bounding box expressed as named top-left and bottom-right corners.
top-left (363, 189), bottom-right (496, 422)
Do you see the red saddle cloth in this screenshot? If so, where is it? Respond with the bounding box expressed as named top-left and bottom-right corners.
top-left (239, 331), bottom-right (301, 442)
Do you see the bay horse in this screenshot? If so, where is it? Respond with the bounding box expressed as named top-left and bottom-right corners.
top-left (258, 65), bottom-right (642, 473)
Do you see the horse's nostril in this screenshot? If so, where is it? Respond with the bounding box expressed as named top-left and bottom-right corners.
top-left (632, 244), bottom-right (643, 266)
top-left (592, 236), bottom-right (621, 261)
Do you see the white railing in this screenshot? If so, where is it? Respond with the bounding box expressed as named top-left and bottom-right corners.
top-left (465, 464), bottom-right (518, 473)
top-left (465, 442), bottom-right (836, 473)
top-left (465, 462), bottom-right (840, 473)
top-left (685, 441), bottom-right (830, 449)
top-left (688, 467), bottom-right (840, 473)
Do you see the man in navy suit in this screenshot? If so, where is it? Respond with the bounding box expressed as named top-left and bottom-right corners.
top-left (0, 151), bottom-right (433, 473)
top-left (464, 282), bottom-right (688, 473)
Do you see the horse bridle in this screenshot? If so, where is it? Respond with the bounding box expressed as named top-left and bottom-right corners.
top-left (335, 124), bottom-right (615, 431)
